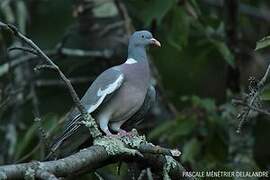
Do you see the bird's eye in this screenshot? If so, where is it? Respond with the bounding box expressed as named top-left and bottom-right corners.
top-left (142, 35), bottom-right (145, 38)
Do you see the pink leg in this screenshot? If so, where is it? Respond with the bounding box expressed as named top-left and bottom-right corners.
top-left (98, 114), bottom-right (114, 136)
top-left (117, 129), bottom-right (128, 136)
top-left (110, 121), bottom-right (133, 137)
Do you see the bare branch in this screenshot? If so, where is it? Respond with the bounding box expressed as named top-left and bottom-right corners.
top-left (98, 21), bottom-right (125, 37)
top-left (0, 142), bottom-right (191, 180)
top-left (0, 20), bottom-right (190, 180)
top-left (115, 0), bottom-right (133, 35)
top-left (138, 144), bottom-right (181, 157)
top-left (8, 46), bottom-right (39, 56)
top-left (258, 63), bottom-right (270, 88)
top-left (2, 23), bottom-right (86, 115)
top-left (34, 118), bottom-right (50, 153)
top-left (60, 48), bottom-right (113, 59)
top-left (34, 64), bottom-right (57, 72)
top-left (35, 77), bottom-right (93, 87)
top-left (232, 99), bottom-right (270, 116)
top-left (234, 64), bottom-right (270, 133)
top-left (0, 21), bottom-right (102, 139)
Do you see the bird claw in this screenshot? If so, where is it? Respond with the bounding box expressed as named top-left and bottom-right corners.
top-left (117, 129), bottom-right (128, 136)
top-left (106, 132), bottom-right (126, 138)
top-left (117, 130), bottom-right (137, 137)
top-left (105, 129), bottom-right (137, 138)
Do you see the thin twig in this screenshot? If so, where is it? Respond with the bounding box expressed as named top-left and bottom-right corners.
top-left (35, 77), bottom-right (93, 87)
top-left (232, 99), bottom-right (270, 116)
top-left (115, 0), bottom-right (133, 35)
top-left (98, 21), bottom-right (124, 37)
top-left (34, 64), bottom-right (57, 72)
top-left (34, 118), bottom-right (50, 152)
top-left (0, 22), bottom-right (102, 139)
top-left (15, 144), bottom-right (41, 163)
top-left (258, 64), bottom-right (270, 88)
top-left (8, 46), bottom-right (39, 56)
top-left (60, 47), bottom-right (113, 58)
top-left (0, 22), bottom-right (86, 115)
top-left (235, 64), bottom-right (270, 133)
top-left (0, 47), bottom-right (114, 77)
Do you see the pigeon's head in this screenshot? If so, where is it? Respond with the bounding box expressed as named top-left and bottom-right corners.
top-left (129, 30), bottom-right (161, 48)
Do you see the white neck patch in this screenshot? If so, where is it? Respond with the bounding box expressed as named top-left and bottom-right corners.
top-left (125, 58), bottom-right (137, 64)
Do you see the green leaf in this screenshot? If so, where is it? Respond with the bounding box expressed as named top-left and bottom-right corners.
top-left (189, 0), bottom-right (201, 16)
top-left (15, 123), bottom-right (38, 159)
top-left (255, 36), bottom-right (270, 51)
top-left (211, 40), bottom-right (235, 67)
top-left (181, 138), bottom-right (201, 163)
top-left (191, 96), bottom-right (216, 112)
top-left (167, 6), bottom-right (190, 51)
top-left (148, 120), bottom-right (177, 140)
top-left (204, 129), bottom-right (228, 162)
top-left (168, 118), bottom-right (197, 143)
top-left (184, 0), bottom-right (200, 19)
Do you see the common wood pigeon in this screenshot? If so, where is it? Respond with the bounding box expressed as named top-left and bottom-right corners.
top-left (49, 30), bottom-right (160, 157)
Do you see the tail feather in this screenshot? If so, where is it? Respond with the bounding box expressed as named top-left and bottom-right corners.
top-left (45, 125), bottom-right (90, 160)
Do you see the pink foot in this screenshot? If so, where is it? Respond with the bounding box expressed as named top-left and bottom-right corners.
top-left (117, 129), bottom-right (136, 137)
top-left (104, 129), bottom-right (135, 138)
top-left (117, 129), bottom-right (128, 136)
top-left (105, 129), bottom-right (123, 138)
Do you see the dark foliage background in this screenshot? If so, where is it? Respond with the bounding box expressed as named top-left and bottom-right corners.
top-left (1, 0), bottom-right (270, 179)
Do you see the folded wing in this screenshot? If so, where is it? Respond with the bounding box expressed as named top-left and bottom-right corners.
top-left (48, 68), bottom-right (124, 156)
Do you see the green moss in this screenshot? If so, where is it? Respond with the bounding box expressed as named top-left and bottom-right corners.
top-left (94, 136), bottom-right (137, 156)
top-left (120, 129), bottom-right (147, 148)
top-left (24, 167), bottom-right (35, 180)
top-left (93, 129), bottom-right (147, 156)
top-left (163, 155), bottom-right (178, 180)
top-left (81, 114), bottom-right (102, 139)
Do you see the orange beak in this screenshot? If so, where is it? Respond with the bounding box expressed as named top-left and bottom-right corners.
top-left (150, 38), bottom-right (161, 47)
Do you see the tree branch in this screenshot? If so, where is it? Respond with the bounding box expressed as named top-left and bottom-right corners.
top-left (0, 21), bottom-right (191, 180)
top-left (234, 64), bottom-right (270, 133)
top-left (0, 140), bottom-right (191, 180)
top-left (1, 23), bottom-right (86, 116)
top-left (8, 46), bottom-right (39, 56)
top-left (0, 21), bottom-right (102, 139)
top-left (232, 99), bottom-right (270, 116)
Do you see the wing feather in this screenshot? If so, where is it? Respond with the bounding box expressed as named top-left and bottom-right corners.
top-left (65, 68), bottom-right (124, 130)
top-left (49, 68), bottom-right (124, 156)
